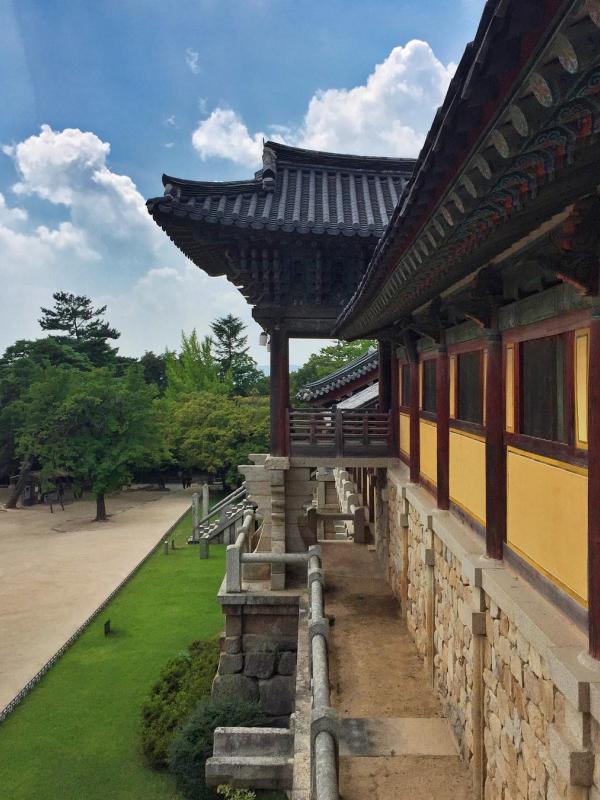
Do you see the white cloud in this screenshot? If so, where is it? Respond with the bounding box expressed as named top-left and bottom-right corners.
top-left (192, 108), bottom-right (264, 165)
top-left (164, 114), bottom-right (176, 126)
top-left (185, 48), bottom-right (200, 74)
top-left (0, 125), bottom-right (276, 361)
top-left (191, 40), bottom-right (455, 166)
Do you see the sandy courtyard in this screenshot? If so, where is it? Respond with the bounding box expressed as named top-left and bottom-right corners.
top-left (0, 488), bottom-right (193, 710)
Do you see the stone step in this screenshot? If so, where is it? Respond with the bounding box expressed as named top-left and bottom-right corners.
top-left (205, 755), bottom-right (293, 791)
top-left (213, 726), bottom-right (292, 757)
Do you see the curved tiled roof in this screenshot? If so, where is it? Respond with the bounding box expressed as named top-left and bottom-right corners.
top-left (149, 142), bottom-right (414, 239)
top-left (296, 348), bottom-right (379, 402)
top-left (335, 0), bottom-right (600, 338)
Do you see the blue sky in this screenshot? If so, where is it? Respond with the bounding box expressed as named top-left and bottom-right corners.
top-left (0, 0), bottom-right (485, 364)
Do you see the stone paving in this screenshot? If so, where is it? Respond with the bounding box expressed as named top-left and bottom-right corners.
top-left (0, 487), bottom-right (193, 710)
top-left (322, 540), bottom-right (473, 800)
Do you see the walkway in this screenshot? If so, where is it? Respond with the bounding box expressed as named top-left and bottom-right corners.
top-left (0, 488), bottom-right (193, 710)
top-left (322, 541), bottom-right (473, 800)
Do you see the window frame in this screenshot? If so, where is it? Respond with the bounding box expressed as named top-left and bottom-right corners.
top-left (399, 362), bottom-right (411, 411)
top-left (420, 354), bottom-right (437, 419)
top-left (448, 341), bottom-right (486, 436)
top-left (503, 310), bottom-right (589, 468)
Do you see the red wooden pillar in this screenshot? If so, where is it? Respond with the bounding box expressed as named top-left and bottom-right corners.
top-left (409, 360), bottom-right (420, 483)
top-left (485, 332), bottom-right (506, 560)
top-left (378, 339), bottom-right (392, 412)
top-left (390, 348), bottom-right (400, 457)
top-left (269, 327), bottom-right (289, 456)
top-left (588, 310), bottom-right (600, 658)
top-left (436, 347), bottom-right (449, 510)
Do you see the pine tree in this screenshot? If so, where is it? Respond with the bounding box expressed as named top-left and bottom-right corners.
top-left (210, 315), bottom-right (249, 376)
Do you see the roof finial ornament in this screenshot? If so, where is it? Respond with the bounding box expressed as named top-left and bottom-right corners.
top-left (262, 145), bottom-right (277, 192)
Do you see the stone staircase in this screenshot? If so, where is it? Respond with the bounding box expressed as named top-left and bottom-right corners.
top-left (206, 726), bottom-right (294, 791)
top-left (189, 486), bottom-right (250, 544)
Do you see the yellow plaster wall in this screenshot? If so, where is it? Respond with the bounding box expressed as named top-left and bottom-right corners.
top-left (449, 430), bottom-right (486, 525)
top-left (420, 419), bottom-right (437, 486)
top-left (400, 412), bottom-right (410, 457)
top-left (575, 328), bottom-right (589, 449)
top-left (507, 447), bottom-right (588, 606)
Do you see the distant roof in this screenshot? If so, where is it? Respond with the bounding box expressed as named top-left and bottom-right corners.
top-left (296, 348), bottom-right (379, 402)
top-left (149, 141), bottom-right (414, 240)
top-left (336, 382), bottom-right (379, 410)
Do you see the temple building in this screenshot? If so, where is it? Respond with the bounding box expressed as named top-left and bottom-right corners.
top-left (148, 2), bottom-right (600, 799)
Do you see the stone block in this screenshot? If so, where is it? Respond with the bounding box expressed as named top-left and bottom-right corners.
top-left (259, 675), bottom-right (295, 716)
top-left (219, 653), bottom-right (243, 674)
top-left (548, 724), bottom-right (594, 786)
top-left (278, 650), bottom-right (296, 675)
top-left (212, 673), bottom-right (259, 704)
top-left (223, 636), bottom-right (242, 654)
top-left (245, 651), bottom-right (276, 680)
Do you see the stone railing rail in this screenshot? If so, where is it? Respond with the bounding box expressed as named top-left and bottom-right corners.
top-left (225, 507), bottom-right (312, 592)
top-left (307, 545), bottom-right (339, 800)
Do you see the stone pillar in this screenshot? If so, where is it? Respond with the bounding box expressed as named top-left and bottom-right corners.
top-left (192, 492), bottom-right (199, 539)
top-left (270, 327), bottom-right (289, 457)
top-left (374, 468), bottom-right (388, 559)
top-left (589, 307), bottom-right (600, 658)
top-left (400, 489), bottom-right (409, 613)
top-left (485, 331), bottom-right (506, 560)
top-left (202, 482), bottom-right (210, 520)
top-left (424, 520), bottom-right (435, 688)
top-left (268, 460), bottom-right (287, 591)
top-left (409, 360), bottom-right (420, 483)
top-left (436, 347), bottom-right (450, 510)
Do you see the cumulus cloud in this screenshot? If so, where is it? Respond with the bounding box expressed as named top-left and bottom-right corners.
top-left (185, 48), bottom-right (200, 74)
top-left (192, 108), bottom-right (264, 165)
top-left (191, 40), bottom-right (454, 166)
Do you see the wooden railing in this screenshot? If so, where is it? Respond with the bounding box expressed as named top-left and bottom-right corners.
top-left (288, 408), bottom-right (391, 457)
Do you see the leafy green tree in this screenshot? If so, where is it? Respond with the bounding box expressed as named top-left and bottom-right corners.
top-left (165, 331), bottom-right (228, 399)
top-left (39, 291), bottom-right (120, 366)
top-left (164, 393), bottom-right (269, 487)
top-left (15, 366), bottom-right (168, 521)
top-left (0, 338), bottom-right (95, 504)
top-left (290, 339), bottom-right (375, 400)
top-left (139, 350), bottom-right (169, 394)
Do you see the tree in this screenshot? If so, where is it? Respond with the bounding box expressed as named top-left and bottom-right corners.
top-left (210, 315), bottom-right (248, 375)
top-left (39, 291), bottom-right (120, 366)
top-left (290, 339), bottom-right (375, 400)
top-left (165, 331), bottom-right (228, 399)
top-left (0, 337), bottom-right (94, 505)
top-left (163, 392), bottom-right (269, 488)
top-left (15, 366), bottom-right (168, 521)
top-left (210, 315), bottom-right (266, 396)
top-left (140, 350), bottom-right (168, 394)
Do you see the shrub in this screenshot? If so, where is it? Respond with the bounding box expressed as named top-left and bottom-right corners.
top-left (168, 699), bottom-right (267, 800)
top-left (217, 787), bottom-right (256, 800)
top-left (141, 639), bottom-right (220, 769)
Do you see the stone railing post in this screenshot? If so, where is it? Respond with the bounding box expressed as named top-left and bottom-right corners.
top-left (192, 492), bottom-right (200, 540)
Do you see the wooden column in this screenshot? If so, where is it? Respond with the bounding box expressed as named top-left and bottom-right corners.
top-left (378, 339), bottom-right (392, 412)
top-left (390, 348), bottom-right (400, 457)
top-left (436, 347), bottom-right (450, 510)
top-left (588, 308), bottom-right (600, 658)
top-left (485, 332), bottom-right (506, 560)
top-left (269, 327), bottom-right (289, 456)
top-left (409, 360), bottom-right (420, 483)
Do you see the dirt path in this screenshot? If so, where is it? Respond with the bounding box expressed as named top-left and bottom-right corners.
top-left (323, 541), bottom-right (473, 800)
top-left (0, 488), bottom-right (194, 710)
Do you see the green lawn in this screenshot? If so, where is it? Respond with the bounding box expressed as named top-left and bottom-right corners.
top-left (0, 510), bottom-right (226, 800)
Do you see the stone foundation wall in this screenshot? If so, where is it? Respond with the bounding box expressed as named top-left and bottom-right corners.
top-left (213, 595), bottom-right (299, 723)
top-left (385, 464), bottom-right (599, 800)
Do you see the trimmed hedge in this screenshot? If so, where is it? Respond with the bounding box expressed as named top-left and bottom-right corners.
top-left (168, 700), bottom-right (267, 800)
top-left (141, 639), bottom-right (220, 769)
